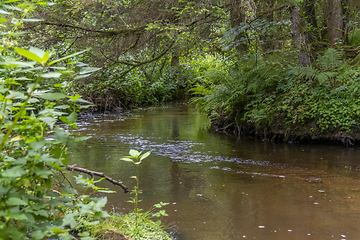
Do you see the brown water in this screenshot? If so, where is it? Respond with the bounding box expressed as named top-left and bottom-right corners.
top-left (69, 102), bottom-right (360, 240)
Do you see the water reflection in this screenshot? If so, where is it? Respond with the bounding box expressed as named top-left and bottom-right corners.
top-left (69, 102), bottom-right (360, 240)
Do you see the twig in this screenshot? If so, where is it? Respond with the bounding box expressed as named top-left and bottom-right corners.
top-left (59, 170), bottom-right (74, 188)
top-left (59, 164), bottom-right (129, 193)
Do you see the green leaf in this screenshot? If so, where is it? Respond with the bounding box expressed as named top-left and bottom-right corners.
top-left (54, 104), bottom-right (70, 109)
top-left (29, 46), bottom-right (45, 59)
top-left (120, 157), bottom-right (134, 162)
top-left (39, 117), bottom-right (56, 129)
top-left (129, 149), bottom-right (140, 157)
top-left (74, 136), bottom-right (92, 142)
top-left (41, 72), bottom-right (61, 78)
top-left (0, 18), bottom-right (6, 23)
top-left (67, 112), bottom-right (77, 122)
top-left (67, 94), bottom-right (81, 101)
top-left (2, 166), bottom-right (27, 177)
top-left (38, 92), bottom-right (67, 100)
top-left (74, 74), bottom-right (91, 80)
top-left (43, 51), bottom-right (50, 63)
top-left (30, 140), bottom-right (46, 151)
top-left (14, 47), bottom-right (43, 63)
top-left (140, 150), bottom-right (152, 161)
top-left (79, 67), bottom-right (101, 75)
top-left (48, 48), bottom-right (89, 66)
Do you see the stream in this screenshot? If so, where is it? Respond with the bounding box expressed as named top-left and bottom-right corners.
top-left (69, 101), bottom-right (360, 240)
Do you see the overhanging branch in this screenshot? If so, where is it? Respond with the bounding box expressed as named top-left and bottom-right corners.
top-left (59, 164), bottom-right (129, 193)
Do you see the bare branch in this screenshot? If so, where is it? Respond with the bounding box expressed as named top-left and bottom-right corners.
top-left (59, 164), bottom-right (129, 193)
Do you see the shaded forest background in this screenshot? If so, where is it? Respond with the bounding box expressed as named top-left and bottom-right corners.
top-left (5, 0), bottom-right (360, 141)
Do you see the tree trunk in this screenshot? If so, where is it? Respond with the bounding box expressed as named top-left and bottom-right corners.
top-left (342, 0), bottom-right (350, 44)
top-left (328, 0), bottom-right (343, 45)
top-left (290, 5), bottom-right (310, 67)
top-left (229, 0), bottom-right (247, 53)
top-left (304, 0), bottom-right (318, 43)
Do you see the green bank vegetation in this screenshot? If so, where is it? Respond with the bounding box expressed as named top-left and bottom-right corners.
top-left (1, 0), bottom-right (360, 238)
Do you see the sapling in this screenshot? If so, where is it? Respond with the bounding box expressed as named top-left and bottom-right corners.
top-left (120, 149), bottom-right (169, 227)
top-left (120, 149), bottom-right (151, 225)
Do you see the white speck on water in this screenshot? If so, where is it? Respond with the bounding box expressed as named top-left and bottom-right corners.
top-left (274, 230), bottom-right (277, 232)
top-left (309, 196), bottom-right (313, 198)
top-left (197, 194), bottom-right (202, 197)
top-left (243, 235), bottom-right (246, 238)
top-left (318, 190), bottom-right (325, 193)
top-left (204, 222), bottom-right (206, 224)
top-left (341, 234), bottom-right (346, 237)
top-left (288, 230), bottom-right (292, 232)
top-left (223, 185), bottom-right (225, 186)
top-left (348, 197), bottom-right (351, 198)
top-left (314, 202), bottom-right (319, 205)
top-left (174, 210), bottom-right (177, 212)
top-left (173, 202), bottom-right (176, 204)
top-left (258, 226), bottom-right (265, 229)
top-left (179, 182), bottom-right (182, 184)
top-left (279, 175), bottom-right (285, 178)
top-left (307, 233), bottom-right (311, 235)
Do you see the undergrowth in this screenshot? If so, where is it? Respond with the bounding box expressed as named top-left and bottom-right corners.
top-left (190, 49), bottom-right (360, 143)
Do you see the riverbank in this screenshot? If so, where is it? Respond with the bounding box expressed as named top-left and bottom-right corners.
top-left (190, 49), bottom-right (360, 145)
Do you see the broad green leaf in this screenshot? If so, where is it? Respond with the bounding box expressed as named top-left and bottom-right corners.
top-left (74, 136), bottom-right (92, 142)
top-left (74, 73), bottom-right (91, 80)
top-left (140, 150), bottom-right (152, 161)
top-left (42, 51), bottom-right (50, 63)
top-left (67, 94), bottom-right (81, 101)
top-left (76, 61), bottom-right (88, 67)
top-left (29, 46), bottom-right (45, 59)
top-left (0, 18), bottom-right (6, 23)
top-left (48, 48), bottom-right (89, 66)
top-left (6, 90), bottom-right (25, 99)
top-left (34, 167), bottom-right (53, 178)
top-left (14, 47), bottom-right (42, 63)
top-left (6, 135), bottom-right (22, 143)
top-left (5, 61), bottom-right (36, 67)
top-left (129, 149), bottom-right (140, 157)
top-left (30, 140), bottom-right (46, 151)
top-left (40, 117), bottom-right (56, 129)
top-left (41, 72), bottom-right (61, 78)
top-left (67, 112), bottom-right (77, 122)
top-left (2, 166), bottom-right (27, 177)
top-left (120, 157), bottom-right (133, 162)
top-left (38, 92), bottom-right (66, 100)
top-left (54, 104), bottom-right (70, 109)
top-left (79, 67), bottom-right (101, 75)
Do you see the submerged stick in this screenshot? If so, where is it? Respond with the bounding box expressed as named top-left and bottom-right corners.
top-left (59, 164), bottom-right (129, 193)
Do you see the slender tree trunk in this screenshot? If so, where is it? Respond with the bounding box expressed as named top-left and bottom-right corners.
top-left (230, 0), bottom-right (247, 53)
top-left (304, 0), bottom-right (318, 43)
top-left (328, 0), bottom-right (343, 45)
top-left (290, 5), bottom-right (310, 67)
top-left (342, 0), bottom-right (350, 44)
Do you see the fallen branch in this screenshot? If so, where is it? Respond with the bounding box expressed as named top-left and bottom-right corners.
top-left (59, 164), bottom-right (129, 193)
